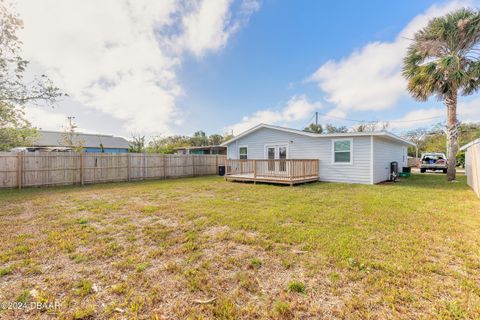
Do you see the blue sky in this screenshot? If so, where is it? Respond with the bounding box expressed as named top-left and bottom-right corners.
top-left (15, 0), bottom-right (480, 137)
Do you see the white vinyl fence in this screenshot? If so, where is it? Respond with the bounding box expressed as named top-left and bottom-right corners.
top-left (464, 142), bottom-right (480, 198)
top-left (0, 152), bottom-right (226, 189)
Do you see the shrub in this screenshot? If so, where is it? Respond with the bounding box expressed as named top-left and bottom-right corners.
top-left (250, 258), bottom-right (263, 269)
top-left (287, 280), bottom-right (306, 294)
top-left (73, 304), bottom-right (95, 319)
top-left (74, 279), bottom-right (94, 296)
top-left (273, 300), bottom-right (292, 317)
top-left (0, 266), bottom-right (13, 276)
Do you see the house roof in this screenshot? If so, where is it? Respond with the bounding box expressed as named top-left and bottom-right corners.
top-left (175, 145), bottom-right (226, 150)
top-left (460, 138), bottom-right (480, 151)
top-left (34, 131), bottom-right (130, 149)
top-left (220, 123), bottom-right (416, 147)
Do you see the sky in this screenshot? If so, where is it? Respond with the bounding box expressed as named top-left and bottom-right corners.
top-left (13, 0), bottom-right (480, 138)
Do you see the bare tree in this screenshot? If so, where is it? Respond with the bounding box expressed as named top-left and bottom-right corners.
top-left (129, 134), bottom-right (146, 153)
top-left (352, 121), bottom-right (389, 132)
top-left (61, 117), bottom-right (84, 152)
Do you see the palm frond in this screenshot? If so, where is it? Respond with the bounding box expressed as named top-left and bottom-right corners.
top-left (402, 8), bottom-right (480, 100)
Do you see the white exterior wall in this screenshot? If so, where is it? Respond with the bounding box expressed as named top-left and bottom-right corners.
top-left (372, 136), bottom-right (407, 183)
top-left (227, 142), bottom-right (237, 159)
top-left (464, 143), bottom-right (480, 197)
top-left (224, 127), bottom-right (372, 184)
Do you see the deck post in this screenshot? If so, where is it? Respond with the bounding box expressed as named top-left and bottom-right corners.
top-left (290, 160), bottom-right (294, 182)
top-left (302, 160), bottom-right (305, 178)
top-left (253, 160), bottom-right (257, 179)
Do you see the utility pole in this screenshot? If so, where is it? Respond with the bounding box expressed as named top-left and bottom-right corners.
top-left (67, 116), bottom-right (75, 128)
top-left (315, 112), bottom-right (318, 126)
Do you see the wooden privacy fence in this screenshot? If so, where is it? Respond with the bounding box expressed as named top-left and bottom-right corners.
top-left (0, 152), bottom-right (226, 189)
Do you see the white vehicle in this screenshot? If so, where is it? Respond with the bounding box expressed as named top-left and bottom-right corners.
top-left (420, 152), bottom-right (447, 173)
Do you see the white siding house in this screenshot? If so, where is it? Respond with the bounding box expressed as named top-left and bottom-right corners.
top-left (221, 124), bottom-right (415, 184)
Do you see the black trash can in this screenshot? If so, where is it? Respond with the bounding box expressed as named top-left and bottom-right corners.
top-left (218, 165), bottom-right (225, 176)
top-left (390, 161), bottom-right (399, 181)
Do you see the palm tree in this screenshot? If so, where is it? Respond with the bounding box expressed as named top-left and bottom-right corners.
top-left (403, 8), bottom-right (480, 181)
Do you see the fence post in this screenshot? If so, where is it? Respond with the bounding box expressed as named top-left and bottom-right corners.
top-left (17, 152), bottom-right (23, 189)
top-left (142, 153), bottom-right (146, 180)
top-left (224, 159), bottom-right (229, 180)
top-left (163, 154), bottom-right (167, 179)
top-left (192, 155), bottom-right (196, 177)
top-left (127, 153), bottom-right (131, 182)
top-left (80, 153), bottom-right (84, 185)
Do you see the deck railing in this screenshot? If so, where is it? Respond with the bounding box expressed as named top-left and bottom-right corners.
top-left (225, 159), bottom-right (319, 181)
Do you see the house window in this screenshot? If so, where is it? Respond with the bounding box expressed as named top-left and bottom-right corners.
top-left (333, 139), bottom-right (352, 164)
top-left (239, 146), bottom-right (248, 160)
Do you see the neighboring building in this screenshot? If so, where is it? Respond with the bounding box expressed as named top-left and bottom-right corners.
top-left (175, 145), bottom-right (226, 155)
top-left (31, 130), bottom-right (130, 153)
top-left (221, 123), bottom-right (415, 184)
top-left (460, 139), bottom-right (480, 197)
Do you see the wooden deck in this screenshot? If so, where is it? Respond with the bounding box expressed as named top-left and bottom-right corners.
top-left (225, 159), bottom-right (319, 185)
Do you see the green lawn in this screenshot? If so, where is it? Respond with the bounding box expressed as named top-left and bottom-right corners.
top-left (0, 174), bottom-right (479, 319)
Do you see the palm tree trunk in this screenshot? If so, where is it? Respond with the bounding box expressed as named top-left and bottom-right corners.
top-left (445, 91), bottom-right (458, 181)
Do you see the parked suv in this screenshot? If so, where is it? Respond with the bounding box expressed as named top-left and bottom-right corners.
top-left (420, 152), bottom-right (447, 173)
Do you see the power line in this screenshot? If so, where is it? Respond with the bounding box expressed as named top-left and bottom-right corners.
top-left (302, 113), bottom-right (316, 129)
top-left (304, 110), bottom-right (444, 124)
top-left (388, 116), bottom-right (444, 123)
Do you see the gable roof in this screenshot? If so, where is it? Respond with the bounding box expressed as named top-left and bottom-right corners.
top-left (34, 131), bottom-right (130, 149)
top-left (460, 138), bottom-right (480, 151)
top-left (221, 123), bottom-right (416, 147)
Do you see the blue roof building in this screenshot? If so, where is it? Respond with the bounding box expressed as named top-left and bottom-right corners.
top-left (33, 130), bottom-right (130, 153)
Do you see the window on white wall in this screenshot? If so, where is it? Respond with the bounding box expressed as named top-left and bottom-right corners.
top-left (333, 139), bottom-right (352, 164)
top-left (239, 146), bottom-right (248, 160)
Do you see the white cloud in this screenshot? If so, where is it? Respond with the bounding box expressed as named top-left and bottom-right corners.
top-left (178, 0), bottom-right (233, 57)
top-left (388, 108), bottom-right (444, 130)
top-left (458, 98), bottom-right (480, 121)
top-left (15, 0), bottom-right (258, 134)
top-left (308, 1), bottom-right (471, 115)
top-left (225, 95), bottom-right (321, 134)
top-left (178, 0), bottom-right (259, 57)
top-left (23, 107), bottom-right (68, 131)
top-left (23, 106), bottom-right (100, 134)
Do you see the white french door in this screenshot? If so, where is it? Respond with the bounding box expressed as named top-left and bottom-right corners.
top-left (265, 145), bottom-right (288, 172)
